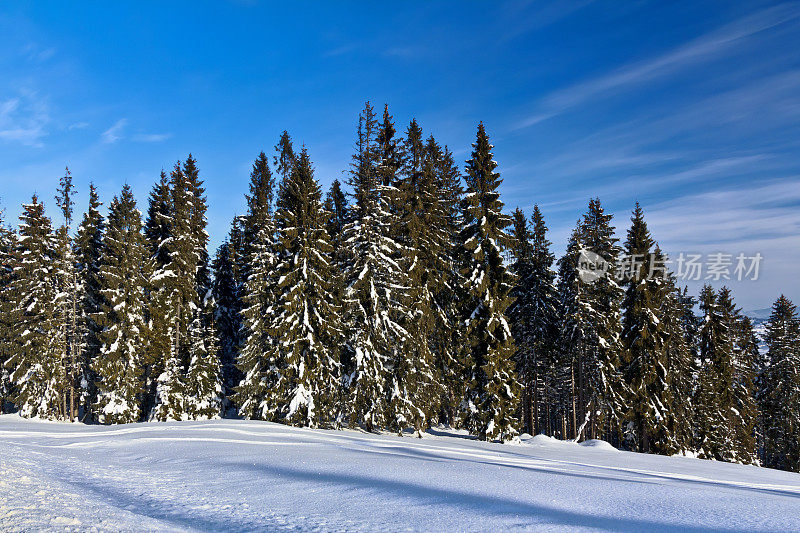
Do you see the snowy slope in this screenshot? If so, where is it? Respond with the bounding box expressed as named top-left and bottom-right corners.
top-left (2, 416), bottom-right (800, 532)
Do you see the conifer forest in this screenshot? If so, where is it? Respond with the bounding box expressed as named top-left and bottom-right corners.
top-left (2, 101), bottom-right (800, 474)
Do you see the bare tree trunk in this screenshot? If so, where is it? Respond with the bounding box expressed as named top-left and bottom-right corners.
top-left (532, 370), bottom-right (539, 436)
top-left (570, 362), bottom-right (577, 440)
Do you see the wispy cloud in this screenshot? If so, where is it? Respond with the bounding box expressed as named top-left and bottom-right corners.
top-left (496, 0), bottom-right (595, 42)
top-left (0, 90), bottom-right (50, 147)
top-left (132, 132), bottom-right (172, 143)
top-left (514, 3), bottom-right (800, 129)
top-left (323, 44), bottom-right (356, 58)
top-left (21, 43), bottom-right (56, 63)
top-left (101, 118), bottom-right (127, 144)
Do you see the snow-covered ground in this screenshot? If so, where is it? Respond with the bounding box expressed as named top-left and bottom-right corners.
top-left (2, 416), bottom-right (799, 532)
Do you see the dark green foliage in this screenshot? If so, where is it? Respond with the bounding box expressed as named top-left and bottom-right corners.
top-left (73, 184), bottom-right (105, 419)
top-left (509, 206), bottom-right (558, 436)
top-left (620, 204), bottom-right (671, 453)
top-left (458, 123), bottom-right (519, 441)
top-left (6, 197), bottom-right (63, 418)
top-left (758, 296), bottom-right (800, 471)
top-left (264, 148), bottom-right (342, 427)
top-left (92, 185), bottom-right (149, 424)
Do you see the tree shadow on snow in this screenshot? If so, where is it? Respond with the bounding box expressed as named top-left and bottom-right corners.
top-left (231, 461), bottom-right (753, 533)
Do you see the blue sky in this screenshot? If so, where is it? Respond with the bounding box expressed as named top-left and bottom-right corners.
top-left (1, 1), bottom-right (799, 310)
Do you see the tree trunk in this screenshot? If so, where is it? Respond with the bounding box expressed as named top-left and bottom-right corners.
top-left (570, 362), bottom-right (577, 439)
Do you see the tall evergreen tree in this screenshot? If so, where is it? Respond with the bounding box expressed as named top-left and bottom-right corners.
top-left (73, 184), bottom-right (105, 419)
top-left (92, 185), bottom-right (150, 424)
top-left (262, 148), bottom-right (342, 427)
top-left (143, 170), bottom-right (174, 416)
top-left (660, 282), bottom-right (696, 454)
top-left (150, 162), bottom-right (199, 421)
top-left (509, 205), bottom-right (558, 436)
top-left (458, 122), bottom-right (519, 441)
top-left (54, 167), bottom-right (79, 420)
top-left (342, 102), bottom-right (411, 431)
top-left (211, 235), bottom-right (242, 410)
top-left (620, 204), bottom-right (671, 453)
top-left (235, 153), bottom-right (279, 419)
top-left (430, 145), bottom-right (466, 427)
top-left (758, 295), bottom-right (800, 472)
top-left (0, 208), bottom-right (17, 412)
top-left (6, 196), bottom-right (63, 418)
top-left (694, 285), bottom-right (736, 461)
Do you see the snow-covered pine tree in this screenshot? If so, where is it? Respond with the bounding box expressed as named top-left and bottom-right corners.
top-left (722, 291), bottom-right (758, 465)
top-left (660, 281), bottom-right (696, 455)
top-left (150, 162), bottom-right (199, 421)
top-left (181, 155), bottom-right (222, 420)
top-left (143, 170), bottom-right (174, 416)
top-left (758, 295), bottom-right (800, 472)
top-left (261, 147), bottom-right (342, 427)
top-left (54, 168), bottom-right (80, 420)
top-left (458, 122), bottom-right (519, 442)
top-left (211, 234), bottom-right (242, 410)
top-left (578, 199), bottom-right (625, 443)
top-left (509, 206), bottom-right (559, 436)
top-left (430, 145), bottom-right (467, 427)
top-left (555, 225), bottom-right (587, 439)
top-left (694, 285), bottom-right (736, 461)
top-left (92, 185), bottom-right (150, 424)
top-left (184, 306), bottom-right (223, 420)
top-left (384, 112), bottom-right (437, 434)
top-left (555, 200), bottom-right (624, 442)
top-left (6, 196), bottom-right (63, 419)
top-left (342, 102), bottom-right (411, 432)
top-left (0, 209), bottom-right (17, 412)
top-left (73, 184), bottom-right (105, 420)
top-left (620, 204), bottom-right (672, 453)
top-left (234, 153), bottom-right (279, 419)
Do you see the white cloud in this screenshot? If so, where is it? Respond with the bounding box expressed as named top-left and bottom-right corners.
top-left (132, 133), bottom-right (172, 143)
top-left (101, 118), bottom-right (127, 144)
top-left (0, 90), bottom-right (50, 147)
top-left (514, 3), bottom-right (800, 129)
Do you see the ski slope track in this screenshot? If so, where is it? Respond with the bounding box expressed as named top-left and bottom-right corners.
top-left (2, 415), bottom-right (799, 532)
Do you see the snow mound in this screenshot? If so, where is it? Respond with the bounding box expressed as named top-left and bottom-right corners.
top-left (577, 439), bottom-right (617, 451)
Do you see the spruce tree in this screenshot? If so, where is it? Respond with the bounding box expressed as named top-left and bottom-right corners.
top-left (211, 236), bottom-right (242, 410)
top-left (235, 153), bottom-right (279, 419)
top-left (184, 307), bottom-right (223, 420)
top-left (342, 102), bottom-right (411, 431)
top-left (758, 295), bottom-right (800, 472)
top-left (150, 162), bottom-right (198, 421)
top-left (73, 184), bottom-right (105, 419)
top-left (430, 145), bottom-right (466, 427)
top-left (262, 148), bottom-right (342, 427)
top-left (509, 206), bottom-right (558, 436)
top-left (92, 185), bottom-right (150, 424)
top-left (0, 209), bottom-right (17, 412)
top-left (6, 196), bottom-right (63, 418)
top-left (143, 170), bottom-right (174, 416)
top-left (660, 282), bottom-right (696, 454)
top-left (620, 204), bottom-right (671, 453)
top-left (54, 167), bottom-right (79, 420)
top-left (458, 122), bottom-right (519, 441)
top-left (726, 298), bottom-right (759, 464)
top-left (384, 112), bottom-right (437, 433)
top-left (694, 285), bottom-right (736, 461)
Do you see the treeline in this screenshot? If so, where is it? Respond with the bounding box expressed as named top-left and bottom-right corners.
top-left (0, 102), bottom-right (798, 472)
